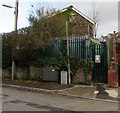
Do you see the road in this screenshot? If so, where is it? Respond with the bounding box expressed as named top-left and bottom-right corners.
top-left (2, 87), bottom-right (118, 112)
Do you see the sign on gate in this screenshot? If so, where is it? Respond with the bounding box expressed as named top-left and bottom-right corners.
top-left (95, 55), bottom-right (101, 63)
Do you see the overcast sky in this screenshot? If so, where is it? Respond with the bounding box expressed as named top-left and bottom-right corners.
top-left (0, 0), bottom-right (119, 38)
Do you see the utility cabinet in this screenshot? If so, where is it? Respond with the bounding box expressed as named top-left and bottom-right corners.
top-left (60, 71), bottom-right (67, 84)
top-left (43, 67), bottom-right (59, 82)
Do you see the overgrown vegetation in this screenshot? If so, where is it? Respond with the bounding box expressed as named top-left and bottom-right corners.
top-left (2, 7), bottom-right (67, 68)
top-left (2, 6), bottom-right (94, 82)
top-left (31, 56), bottom-right (94, 76)
top-left (59, 5), bottom-right (76, 36)
top-left (2, 6), bottom-right (77, 68)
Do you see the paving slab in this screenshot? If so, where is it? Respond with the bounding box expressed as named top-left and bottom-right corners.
top-left (2, 79), bottom-right (118, 103)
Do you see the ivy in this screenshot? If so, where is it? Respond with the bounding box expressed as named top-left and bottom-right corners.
top-left (58, 6), bottom-right (76, 36)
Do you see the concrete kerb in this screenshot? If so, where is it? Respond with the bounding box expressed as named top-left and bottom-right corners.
top-left (2, 84), bottom-right (94, 92)
top-left (2, 84), bottom-right (60, 94)
top-left (2, 84), bottom-right (118, 103)
top-left (2, 84), bottom-right (77, 94)
top-left (56, 93), bottom-right (118, 103)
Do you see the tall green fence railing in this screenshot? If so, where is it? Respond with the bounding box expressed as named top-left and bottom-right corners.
top-left (41, 35), bottom-right (108, 83)
top-left (54, 35), bottom-right (91, 60)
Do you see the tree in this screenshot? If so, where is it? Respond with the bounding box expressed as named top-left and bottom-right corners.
top-left (2, 34), bottom-right (12, 69)
top-left (90, 3), bottom-right (101, 38)
top-left (2, 6), bottom-right (67, 80)
top-left (28, 6), bottom-right (66, 47)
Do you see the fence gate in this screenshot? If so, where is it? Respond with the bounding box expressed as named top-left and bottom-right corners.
top-left (91, 44), bottom-right (108, 83)
top-left (54, 37), bottom-right (108, 83)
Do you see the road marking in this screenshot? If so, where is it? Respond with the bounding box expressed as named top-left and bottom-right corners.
top-left (82, 102), bottom-right (94, 105)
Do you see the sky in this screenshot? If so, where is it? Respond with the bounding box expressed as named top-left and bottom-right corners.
top-left (0, 0), bottom-right (119, 38)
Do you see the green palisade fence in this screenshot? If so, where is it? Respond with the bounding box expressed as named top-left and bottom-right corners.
top-left (45, 36), bottom-right (108, 83)
top-left (54, 36), bottom-right (91, 60)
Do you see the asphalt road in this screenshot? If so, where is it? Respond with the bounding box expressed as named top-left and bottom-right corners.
top-left (2, 87), bottom-right (118, 112)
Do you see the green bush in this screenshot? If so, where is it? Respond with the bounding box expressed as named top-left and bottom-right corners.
top-left (80, 59), bottom-right (94, 73)
top-left (31, 56), bottom-right (94, 77)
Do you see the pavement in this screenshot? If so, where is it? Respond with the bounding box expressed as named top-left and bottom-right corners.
top-left (2, 79), bottom-right (119, 103)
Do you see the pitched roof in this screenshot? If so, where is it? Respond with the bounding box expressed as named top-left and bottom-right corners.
top-left (61, 6), bottom-right (95, 25)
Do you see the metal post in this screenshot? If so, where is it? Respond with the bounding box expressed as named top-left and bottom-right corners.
top-left (2, 0), bottom-right (19, 80)
top-left (66, 21), bottom-right (71, 84)
top-left (12, 0), bottom-right (19, 80)
top-left (12, 61), bottom-right (15, 80)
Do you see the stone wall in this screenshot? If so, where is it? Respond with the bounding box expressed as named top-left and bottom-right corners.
top-left (16, 67), bottom-right (29, 80)
top-left (72, 68), bottom-right (92, 84)
top-left (2, 66), bottom-right (43, 81)
top-left (72, 68), bottom-right (85, 84)
top-left (2, 68), bottom-right (11, 79)
top-left (30, 66), bottom-right (43, 81)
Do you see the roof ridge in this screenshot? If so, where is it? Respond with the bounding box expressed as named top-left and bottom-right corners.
top-left (62, 5), bottom-right (95, 24)
top-left (72, 6), bottom-right (95, 23)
